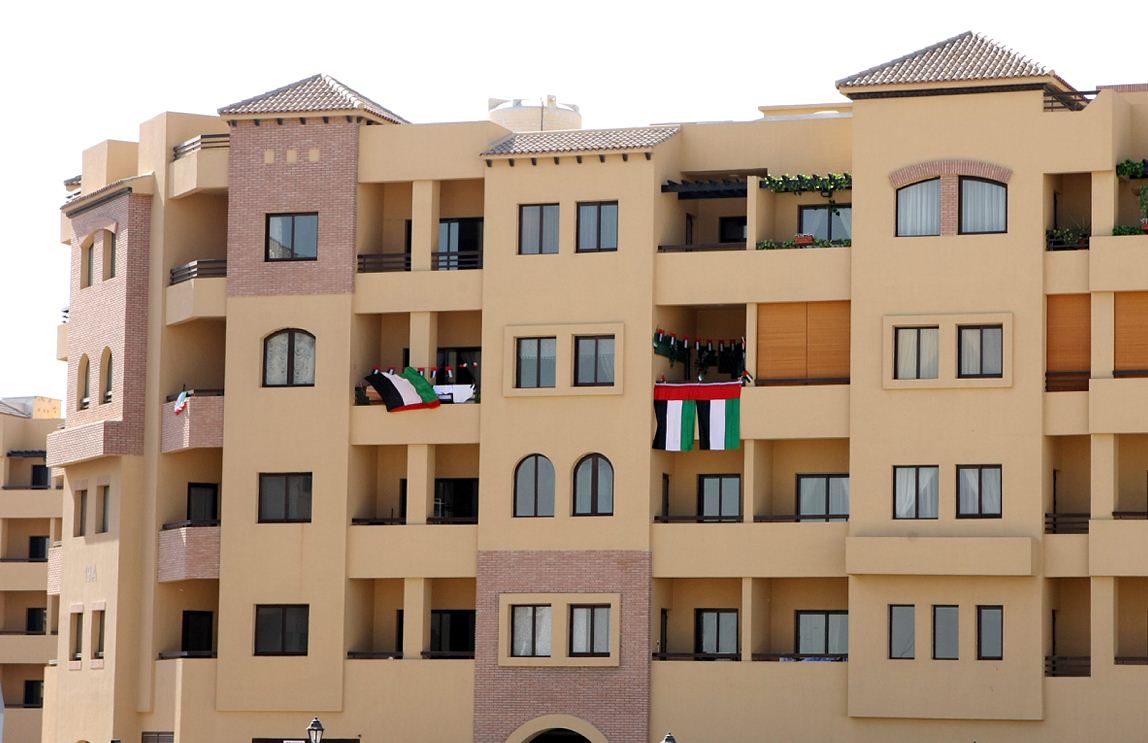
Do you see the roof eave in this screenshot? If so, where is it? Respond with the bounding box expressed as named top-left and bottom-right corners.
top-left (836, 74), bottom-right (1072, 99)
top-left (220, 109), bottom-right (405, 125)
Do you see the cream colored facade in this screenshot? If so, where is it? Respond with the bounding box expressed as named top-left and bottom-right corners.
top-left (40, 34), bottom-right (1148, 743)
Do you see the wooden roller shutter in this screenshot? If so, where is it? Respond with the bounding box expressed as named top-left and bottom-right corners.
top-left (1046, 294), bottom-right (1090, 373)
top-left (807, 301), bottom-right (851, 380)
top-left (758, 303), bottom-right (807, 381)
top-left (1115, 292), bottom-right (1148, 372)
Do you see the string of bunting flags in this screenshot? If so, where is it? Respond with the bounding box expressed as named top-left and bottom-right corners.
top-left (652, 329), bottom-right (748, 381)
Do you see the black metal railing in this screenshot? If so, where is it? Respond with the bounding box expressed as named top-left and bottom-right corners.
top-left (161, 519), bottom-right (220, 531)
top-left (164, 388), bottom-right (224, 403)
top-left (757, 376), bottom-right (850, 387)
top-left (61, 307), bottom-right (69, 323)
top-left (1116, 656), bottom-right (1148, 665)
top-left (1044, 88), bottom-right (1099, 112)
top-left (657, 242), bottom-right (745, 253)
top-left (1114, 369), bottom-right (1148, 379)
top-left (0, 557), bottom-right (47, 563)
top-left (350, 516), bottom-right (405, 526)
top-left (433, 249), bottom-right (482, 271)
top-left (652, 651), bottom-right (740, 661)
top-left (426, 515), bottom-right (478, 525)
top-left (1045, 370), bottom-right (1090, 392)
top-left (752, 653), bottom-right (847, 662)
top-left (420, 650), bottom-right (475, 659)
top-left (158, 650), bottom-right (217, 660)
top-left (347, 650), bottom-right (403, 660)
top-left (1046, 234), bottom-right (1090, 251)
top-left (1045, 655), bottom-right (1090, 676)
top-left (1045, 512), bottom-right (1090, 534)
top-left (357, 253), bottom-right (411, 273)
top-left (170, 259), bottom-right (226, 285)
top-left (1114, 511), bottom-right (1148, 520)
top-left (172, 133), bottom-right (230, 160)
top-left (753, 514), bottom-right (849, 523)
top-left (654, 514), bottom-right (743, 524)
top-left (0, 485), bottom-right (53, 491)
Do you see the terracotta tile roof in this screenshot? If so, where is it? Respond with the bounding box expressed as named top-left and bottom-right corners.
top-left (482, 126), bottom-right (679, 156)
top-left (218, 74), bottom-right (407, 124)
top-left (837, 32), bottom-right (1056, 89)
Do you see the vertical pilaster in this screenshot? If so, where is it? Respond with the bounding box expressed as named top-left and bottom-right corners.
top-left (411, 180), bottom-right (441, 271)
top-left (406, 444), bottom-right (436, 524)
top-left (740, 577), bottom-right (754, 661)
top-left (402, 577), bottom-right (432, 658)
top-left (1091, 434), bottom-right (1118, 519)
top-left (1091, 577), bottom-right (1116, 677)
top-left (1092, 291), bottom-right (1114, 380)
top-left (409, 311), bottom-right (439, 370)
top-left (1091, 171), bottom-right (1118, 238)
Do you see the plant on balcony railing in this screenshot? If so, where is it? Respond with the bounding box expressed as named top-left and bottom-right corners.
top-left (1116, 159), bottom-right (1148, 179)
top-left (756, 238), bottom-right (851, 250)
top-left (760, 173), bottom-right (852, 197)
top-left (1113, 225), bottom-right (1144, 236)
top-left (1046, 226), bottom-right (1091, 251)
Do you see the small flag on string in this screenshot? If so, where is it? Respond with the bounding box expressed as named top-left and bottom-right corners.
top-left (173, 390), bottom-right (189, 416)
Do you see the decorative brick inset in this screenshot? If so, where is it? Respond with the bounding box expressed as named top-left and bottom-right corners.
top-left (157, 526), bottom-right (221, 582)
top-left (889, 159), bottom-right (1013, 236)
top-left (474, 550), bottom-right (650, 743)
top-left (46, 545), bottom-right (62, 596)
top-left (160, 394), bottom-right (224, 453)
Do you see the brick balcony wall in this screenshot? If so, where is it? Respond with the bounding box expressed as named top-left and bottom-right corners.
top-left (46, 420), bottom-right (140, 467)
top-left (157, 526), bottom-right (221, 582)
top-left (160, 395), bottom-right (224, 453)
top-left (46, 545), bottom-right (61, 596)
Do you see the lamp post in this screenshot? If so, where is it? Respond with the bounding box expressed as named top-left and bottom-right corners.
top-left (661, 734), bottom-right (677, 743)
top-left (306, 717), bottom-right (325, 743)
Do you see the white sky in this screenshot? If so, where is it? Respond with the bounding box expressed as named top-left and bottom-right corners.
top-left (0, 0), bottom-right (1140, 400)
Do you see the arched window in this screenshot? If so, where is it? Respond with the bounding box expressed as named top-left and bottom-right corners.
top-left (514, 454), bottom-right (555, 517)
top-left (573, 454), bottom-right (613, 516)
top-left (959, 177), bottom-right (1007, 234)
top-left (100, 348), bottom-right (113, 404)
top-left (896, 179), bottom-right (941, 237)
top-left (263, 329), bottom-right (315, 387)
top-left (77, 355), bottom-right (90, 410)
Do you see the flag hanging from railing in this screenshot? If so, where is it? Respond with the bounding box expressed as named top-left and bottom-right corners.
top-left (653, 381), bottom-right (741, 451)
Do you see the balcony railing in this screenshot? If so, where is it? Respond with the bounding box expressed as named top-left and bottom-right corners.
top-left (158, 650), bottom-right (216, 660)
top-left (1044, 88), bottom-right (1099, 112)
top-left (170, 259), bottom-right (226, 285)
top-left (657, 242), bottom-right (745, 253)
top-left (1115, 656), bottom-right (1148, 665)
top-left (752, 653), bottom-right (847, 662)
top-left (161, 519), bottom-right (220, 530)
top-left (654, 514), bottom-right (743, 524)
top-left (347, 650), bottom-right (402, 659)
top-left (172, 133), bottom-right (230, 160)
top-left (1114, 511), bottom-right (1148, 520)
top-left (433, 249), bottom-right (482, 271)
top-left (754, 514), bottom-right (849, 523)
top-left (350, 516), bottom-right (405, 526)
top-left (164, 388), bottom-right (224, 403)
top-left (1113, 369), bottom-right (1148, 379)
top-left (1045, 371), bottom-right (1089, 392)
top-left (426, 515), bottom-right (478, 525)
top-left (1046, 232), bottom-right (1090, 251)
top-left (421, 650), bottom-right (475, 659)
top-left (0, 557), bottom-right (48, 564)
top-left (756, 376), bottom-right (849, 387)
top-left (1045, 655), bottom-right (1090, 677)
top-left (652, 651), bottom-right (740, 661)
top-left (1045, 512), bottom-right (1089, 534)
top-left (357, 253), bottom-right (411, 273)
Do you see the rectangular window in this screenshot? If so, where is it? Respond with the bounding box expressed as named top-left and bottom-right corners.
top-left (698, 474), bottom-right (741, 521)
top-left (795, 610), bottom-right (848, 656)
top-left (23, 679), bottom-right (43, 708)
top-left (266, 213), bottom-right (318, 261)
top-left (516, 337), bottom-right (557, 389)
top-left (432, 478), bottom-right (479, 523)
top-left (977, 605), bottom-right (1003, 660)
top-left (893, 466), bottom-right (939, 519)
top-left (435, 347), bottom-right (481, 389)
top-left (799, 204), bottom-right (853, 242)
top-left (107, 232), bottom-right (116, 279)
top-left (430, 609), bottom-right (476, 654)
top-left (28, 536), bottom-right (49, 561)
top-left (437, 217), bottom-right (483, 269)
top-left (26, 607), bottom-right (46, 634)
top-left (94, 610), bottom-right (105, 659)
top-left (957, 465), bottom-right (1002, 518)
top-left (182, 610), bottom-right (214, 653)
top-left (933, 605), bottom-right (959, 660)
top-left (570, 605), bottom-right (611, 657)
top-left (889, 604), bottom-right (915, 659)
top-left (254, 604), bottom-right (309, 656)
top-left (258, 473), bottom-right (312, 523)
top-left (511, 604), bottom-right (551, 657)
top-left (797, 474), bottom-right (850, 521)
top-left (187, 483), bottom-right (220, 524)
top-left (519, 204), bottom-right (560, 255)
top-left (959, 177), bottom-right (1007, 234)
top-left (574, 335), bottom-right (615, 386)
top-left (894, 327), bottom-right (939, 380)
top-left (71, 612), bottom-right (83, 661)
top-left (959, 325), bottom-right (1004, 378)
top-left (83, 245), bottom-right (94, 288)
top-left (577, 201), bottom-right (618, 252)
top-left (719, 216), bottom-right (748, 243)
top-left (74, 489), bottom-right (87, 537)
top-left (695, 609), bottom-right (738, 656)
top-left (96, 485), bottom-right (109, 534)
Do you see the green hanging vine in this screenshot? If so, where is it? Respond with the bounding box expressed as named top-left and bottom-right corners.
top-left (760, 173), bottom-right (853, 198)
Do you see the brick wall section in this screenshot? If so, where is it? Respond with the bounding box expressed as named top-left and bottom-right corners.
top-left (46, 420), bottom-right (138, 467)
top-left (226, 118), bottom-right (359, 296)
top-left (46, 545), bottom-right (62, 595)
top-left (474, 550), bottom-right (650, 743)
top-left (157, 526), bottom-right (221, 582)
top-left (160, 394), bottom-right (224, 453)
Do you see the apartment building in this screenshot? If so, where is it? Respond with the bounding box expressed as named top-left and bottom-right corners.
top-left (41, 31), bottom-right (1148, 742)
top-left (0, 397), bottom-right (61, 742)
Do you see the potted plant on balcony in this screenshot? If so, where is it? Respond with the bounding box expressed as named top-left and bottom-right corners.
top-left (794, 233), bottom-right (815, 246)
top-left (1140, 186), bottom-right (1148, 232)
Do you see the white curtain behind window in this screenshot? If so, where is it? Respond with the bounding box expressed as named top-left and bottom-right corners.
top-left (983, 468), bottom-right (1002, 515)
top-left (919, 328), bottom-right (939, 379)
top-left (894, 468), bottom-right (917, 518)
top-left (918, 467), bottom-right (939, 518)
top-left (264, 333), bottom-right (289, 385)
top-left (897, 180), bottom-right (941, 236)
top-left (293, 332), bottom-right (316, 384)
top-left (961, 179), bottom-right (1006, 233)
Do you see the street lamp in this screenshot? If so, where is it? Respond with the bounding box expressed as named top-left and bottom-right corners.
top-left (306, 717), bottom-right (325, 743)
top-left (661, 734), bottom-right (677, 743)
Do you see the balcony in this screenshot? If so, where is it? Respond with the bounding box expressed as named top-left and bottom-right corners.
top-left (169, 133), bottom-right (229, 198)
top-left (652, 522), bottom-right (846, 578)
top-left (1089, 377), bottom-right (1148, 433)
top-left (1, 707), bottom-right (43, 743)
top-left (347, 523), bottom-right (476, 579)
top-left (161, 390), bottom-right (224, 454)
top-left (166, 260), bottom-right (226, 325)
top-left (0, 631), bottom-right (56, 663)
top-left (56, 322), bottom-right (67, 362)
top-left (157, 523), bottom-right (220, 582)
top-left (153, 656), bottom-right (218, 735)
top-left (350, 401), bottom-right (479, 446)
top-left (1090, 234), bottom-right (1148, 291)
top-left (1089, 519), bottom-right (1148, 575)
top-left (845, 536), bottom-right (1036, 576)
top-left (740, 384), bottom-right (848, 440)
top-left (0, 487), bottom-right (62, 518)
top-left (46, 419), bottom-right (141, 466)
top-left (353, 264), bottom-right (482, 313)
top-left (1045, 656), bottom-right (1091, 677)
top-left (0, 560), bottom-right (48, 591)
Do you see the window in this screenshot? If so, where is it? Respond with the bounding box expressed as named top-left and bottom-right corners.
top-left (893, 466), bottom-right (939, 520)
top-left (431, 610), bottom-right (476, 654)
top-left (958, 325), bottom-right (1003, 378)
top-left (889, 605), bottom-right (915, 659)
top-left (23, 679), bottom-right (43, 708)
top-left (511, 604), bottom-right (551, 657)
top-left (977, 605), bottom-right (1003, 660)
top-left (574, 335), bottom-right (615, 386)
top-left (182, 610), bottom-right (214, 653)
top-left (570, 605), bottom-right (610, 657)
top-left (105, 231), bottom-right (116, 279)
top-left (83, 243), bottom-right (94, 287)
top-left (96, 485), bottom-right (109, 533)
top-left (519, 204), bottom-right (560, 255)
top-left (94, 610), bottom-right (105, 659)
top-left (26, 607), bottom-right (46, 634)
top-left (957, 465), bottom-right (1002, 518)
top-left (573, 454), bottom-right (613, 516)
top-left (514, 454), bottom-right (555, 517)
top-left (799, 204), bottom-right (852, 242)
top-left (266, 213), bottom-right (318, 261)
top-left (719, 216), bottom-right (748, 243)
top-left (254, 604), bottom-right (309, 655)
top-left (187, 483), bottom-right (220, 524)
top-left (71, 612), bottom-right (83, 661)
top-left (795, 611), bottom-right (848, 656)
top-left (959, 177), bottom-right (1007, 234)
top-left (28, 536), bottom-right (48, 560)
top-left (100, 349), bottom-right (113, 403)
top-left (896, 179), bottom-right (940, 237)
top-left (437, 217), bottom-right (483, 269)
top-left (797, 474), bottom-right (850, 522)
top-left (695, 609), bottom-right (738, 656)
top-left (577, 201), bottom-right (618, 252)
top-left (894, 327), bottom-right (939, 380)
top-left (516, 337), bottom-right (557, 389)
top-left (433, 478), bottom-right (478, 523)
top-left (698, 474), bottom-right (741, 521)
top-left (74, 489), bottom-right (87, 537)
top-left (933, 605), bottom-right (959, 660)
top-left (258, 473), bottom-right (312, 523)
top-left (77, 355), bottom-right (90, 411)
top-left (435, 347), bottom-right (481, 389)
top-left (263, 329), bottom-right (316, 387)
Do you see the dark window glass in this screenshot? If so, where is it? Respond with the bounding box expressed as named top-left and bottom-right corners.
top-left (796, 611), bottom-right (848, 656)
top-left (977, 605), bottom-right (1003, 660)
top-left (258, 473), bottom-right (312, 523)
top-left (71, 613), bottom-right (83, 660)
top-left (893, 466), bottom-right (939, 519)
top-left (437, 217), bottom-right (483, 269)
top-left (263, 329), bottom-right (316, 387)
top-left (96, 486), bottom-right (109, 533)
top-left (799, 204), bottom-right (852, 241)
top-left (695, 609), bottom-right (738, 655)
top-left (577, 201), bottom-right (618, 252)
top-left (894, 327), bottom-right (939, 380)
top-left (28, 536), bottom-right (49, 560)
top-left (187, 483), bottom-right (220, 523)
top-left (573, 454), bottom-right (613, 516)
top-left (519, 204), bottom-right (560, 255)
top-left (254, 604), bottom-right (309, 655)
top-left (957, 465), bottom-right (1003, 518)
top-left (719, 216), bottom-right (748, 243)
top-left (889, 604), bottom-right (915, 659)
top-left (570, 605), bottom-right (611, 656)
top-left (30, 464), bottom-right (49, 489)
top-left (266, 213), bottom-right (318, 260)
top-left (182, 610), bottom-right (214, 653)
top-left (107, 232), bottom-right (116, 279)
top-left (511, 604), bottom-right (551, 657)
top-left (959, 177), bottom-right (1007, 234)
top-left (94, 610), bottom-right (105, 658)
top-left (514, 454), bottom-right (555, 517)
top-left (433, 478), bottom-right (478, 523)
top-left (23, 679), bottom-right (43, 708)
top-left (26, 607), bottom-right (46, 634)
top-left (430, 610), bottom-right (475, 653)
top-left (516, 337), bottom-right (557, 389)
top-left (933, 605), bottom-right (959, 660)
top-left (698, 474), bottom-right (741, 520)
top-left (435, 347), bottom-right (481, 389)
top-left (797, 474), bottom-right (850, 521)
top-left (574, 335), bottom-right (615, 386)
top-left (959, 325), bottom-right (1004, 378)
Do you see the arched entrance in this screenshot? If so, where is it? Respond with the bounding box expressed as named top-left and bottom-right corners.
top-left (529, 731), bottom-right (592, 743)
top-left (506, 714), bottom-right (608, 743)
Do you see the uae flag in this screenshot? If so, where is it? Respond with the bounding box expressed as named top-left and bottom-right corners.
top-left (653, 381), bottom-right (741, 451)
top-left (364, 367), bottom-right (441, 412)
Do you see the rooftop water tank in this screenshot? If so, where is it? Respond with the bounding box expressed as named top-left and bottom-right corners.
top-left (489, 96), bottom-right (581, 132)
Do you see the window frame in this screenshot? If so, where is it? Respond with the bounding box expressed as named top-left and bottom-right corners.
top-left (932, 604), bottom-right (959, 660)
top-left (515, 336), bottom-right (557, 389)
top-left (957, 176), bottom-right (1007, 235)
top-left (573, 334), bottom-right (615, 387)
top-left (105, 232), bottom-right (117, 279)
top-left (518, 204), bottom-right (560, 255)
top-left (796, 473), bottom-right (850, 522)
top-left (94, 609), bottom-right (106, 659)
top-left (71, 612), bottom-right (83, 661)
top-left (718, 215), bottom-right (748, 244)
top-left (977, 605), bottom-right (1003, 660)
top-left (77, 355), bottom-right (90, 411)
top-left (576, 201), bottom-right (619, 253)
top-left (510, 604), bottom-right (551, 657)
top-left (572, 454), bottom-right (614, 517)
top-left (697, 473), bottom-right (742, 521)
top-left (514, 454), bottom-right (555, 518)
top-left (264, 212), bottom-right (319, 262)
top-left (893, 326), bottom-right (939, 381)
top-left (958, 324), bottom-right (1004, 379)
top-left (956, 464), bottom-right (1003, 519)
top-left (74, 489), bottom-right (88, 537)
top-left (262, 328), bottom-right (316, 388)
top-left (794, 609), bottom-right (848, 657)
top-left (892, 465), bottom-right (940, 520)
top-left (694, 608), bottom-right (739, 656)
top-left (888, 604), bottom-right (915, 660)
top-left (798, 203), bottom-right (853, 242)
top-left (430, 609), bottom-right (476, 654)
top-left (895, 178), bottom-right (941, 238)
top-left (569, 604), bottom-right (611, 658)
top-left (95, 485), bottom-right (110, 534)
top-left (257, 472), bottom-right (313, 524)
top-left (254, 604), bottom-right (310, 656)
